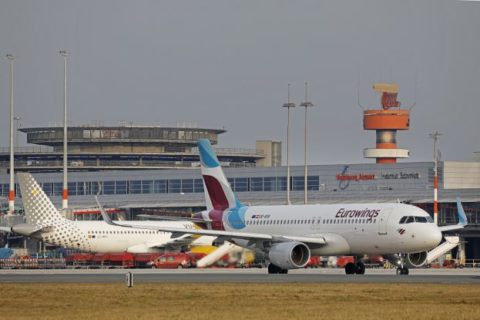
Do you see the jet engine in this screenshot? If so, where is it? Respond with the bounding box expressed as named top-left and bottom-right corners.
top-left (268, 241), bottom-right (310, 269)
top-left (405, 251), bottom-right (428, 268)
top-left (386, 251), bottom-right (428, 268)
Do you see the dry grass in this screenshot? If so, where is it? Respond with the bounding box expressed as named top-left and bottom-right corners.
top-left (1, 283), bottom-right (480, 320)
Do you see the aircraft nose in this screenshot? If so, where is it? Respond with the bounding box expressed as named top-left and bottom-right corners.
top-left (429, 226), bottom-right (442, 247)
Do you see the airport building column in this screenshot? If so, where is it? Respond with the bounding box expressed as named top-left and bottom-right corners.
top-left (459, 237), bottom-right (466, 266)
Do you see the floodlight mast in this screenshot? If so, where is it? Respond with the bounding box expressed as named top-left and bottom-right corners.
top-left (299, 82), bottom-right (314, 204)
top-left (282, 84), bottom-right (295, 205)
top-left (6, 54), bottom-right (15, 214)
top-left (60, 50), bottom-right (69, 210)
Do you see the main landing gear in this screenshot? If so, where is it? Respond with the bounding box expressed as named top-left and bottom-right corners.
top-left (344, 261), bottom-right (365, 275)
top-left (268, 263), bottom-right (288, 274)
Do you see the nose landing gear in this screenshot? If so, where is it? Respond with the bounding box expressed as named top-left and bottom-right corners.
top-left (395, 253), bottom-right (410, 275)
top-left (396, 266), bottom-right (409, 275)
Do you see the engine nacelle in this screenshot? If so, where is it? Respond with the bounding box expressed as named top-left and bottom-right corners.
top-left (386, 251), bottom-right (428, 268)
top-left (268, 241), bottom-right (310, 270)
top-left (405, 251), bottom-right (428, 268)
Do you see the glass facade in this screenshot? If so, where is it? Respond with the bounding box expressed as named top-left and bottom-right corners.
top-left (1, 175), bottom-right (320, 198)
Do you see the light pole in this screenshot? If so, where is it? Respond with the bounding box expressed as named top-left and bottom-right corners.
top-left (429, 131), bottom-right (442, 225)
top-left (6, 54), bottom-right (15, 215)
top-left (299, 82), bottom-right (314, 205)
top-left (60, 50), bottom-right (69, 210)
top-left (14, 116), bottom-right (21, 146)
top-left (282, 84), bottom-right (295, 205)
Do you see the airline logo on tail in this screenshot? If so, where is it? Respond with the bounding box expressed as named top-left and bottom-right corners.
top-left (197, 139), bottom-right (246, 230)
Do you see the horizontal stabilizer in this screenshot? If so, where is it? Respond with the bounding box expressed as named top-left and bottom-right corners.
top-left (0, 226), bottom-right (12, 233)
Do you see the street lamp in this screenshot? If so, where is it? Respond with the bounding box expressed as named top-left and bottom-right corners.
top-left (299, 82), bottom-right (314, 205)
top-left (6, 54), bottom-right (15, 215)
top-left (14, 116), bottom-right (21, 146)
top-left (429, 131), bottom-right (442, 225)
top-left (282, 84), bottom-right (295, 205)
top-left (60, 50), bottom-right (69, 210)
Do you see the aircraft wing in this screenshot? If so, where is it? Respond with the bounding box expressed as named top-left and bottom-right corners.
top-left (116, 223), bottom-right (326, 246)
top-left (96, 196), bottom-right (326, 246)
top-left (136, 214), bottom-right (212, 223)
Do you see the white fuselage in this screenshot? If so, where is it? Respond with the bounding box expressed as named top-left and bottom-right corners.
top-left (38, 220), bottom-right (198, 253)
top-left (220, 203), bottom-right (442, 255)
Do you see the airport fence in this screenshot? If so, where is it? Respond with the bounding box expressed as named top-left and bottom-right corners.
top-left (0, 258), bottom-right (66, 269)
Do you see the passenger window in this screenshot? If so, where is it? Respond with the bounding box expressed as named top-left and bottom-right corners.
top-left (399, 216), bottom-right (407, 224)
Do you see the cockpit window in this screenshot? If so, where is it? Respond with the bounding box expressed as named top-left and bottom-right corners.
top-left (405, 216), bottom-right (414, 224)
top-left (400, 215), bottom-right (434, 224)
top-left (414, 216), bottom-right (427, 223)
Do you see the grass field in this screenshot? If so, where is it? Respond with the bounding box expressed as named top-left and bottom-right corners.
top-left (1, 283), bottom-right (480, 320)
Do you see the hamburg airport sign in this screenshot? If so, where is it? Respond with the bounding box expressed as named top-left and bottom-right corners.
top-left (336, 165), bottom-right (420, 190)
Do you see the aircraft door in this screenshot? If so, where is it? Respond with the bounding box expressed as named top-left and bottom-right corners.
top-left (378, 208), bottom-right (392, 235)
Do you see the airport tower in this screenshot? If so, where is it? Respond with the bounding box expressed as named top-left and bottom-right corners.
top-left (363, 83), bottom-right (410, 164)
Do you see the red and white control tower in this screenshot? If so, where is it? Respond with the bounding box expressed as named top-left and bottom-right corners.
top-left (363, 83), bottom-right (410, 164)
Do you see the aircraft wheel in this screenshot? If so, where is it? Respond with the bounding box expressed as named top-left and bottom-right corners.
top-left (396, 267), bottom-right (409, 275)
top-left (345, 262), bottom-right (356, 275)
top-left (268, 263), bottom-right (285, 274)
top-left (354, 262), bottom-right (366, 275)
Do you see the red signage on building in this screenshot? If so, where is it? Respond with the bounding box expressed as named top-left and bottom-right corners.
top-left (336, 173), bottom-right (376, 181)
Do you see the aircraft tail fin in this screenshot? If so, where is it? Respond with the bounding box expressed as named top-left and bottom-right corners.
top-left (197, 139), bottom-right (240, 210)
top-left (17, 173), bottom-right (64, 225)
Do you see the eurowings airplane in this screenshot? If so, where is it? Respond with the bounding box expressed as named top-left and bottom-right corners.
top-left (0, 173), bottom-right (203, 253)
top-left (101, 139), bottom-right (468, 275)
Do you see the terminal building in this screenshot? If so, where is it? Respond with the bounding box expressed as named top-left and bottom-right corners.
top-left (0, 125), bottom-right (281, 172)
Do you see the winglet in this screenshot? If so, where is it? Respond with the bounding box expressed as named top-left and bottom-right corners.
top-left (438, 198), bottom-right (468, 232)
top-left (456, 197), bottom-right (468, 226)
top-left (95, 196), bottom-right (115, 226)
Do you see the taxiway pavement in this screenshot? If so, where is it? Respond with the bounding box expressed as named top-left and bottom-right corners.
top-left (0, 268), bottom-right (478, 284)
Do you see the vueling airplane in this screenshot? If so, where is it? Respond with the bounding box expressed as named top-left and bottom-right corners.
top-left (0, 173), bottom-right (202, 253)
top-left (101, 139), bottom-right (468, 275)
